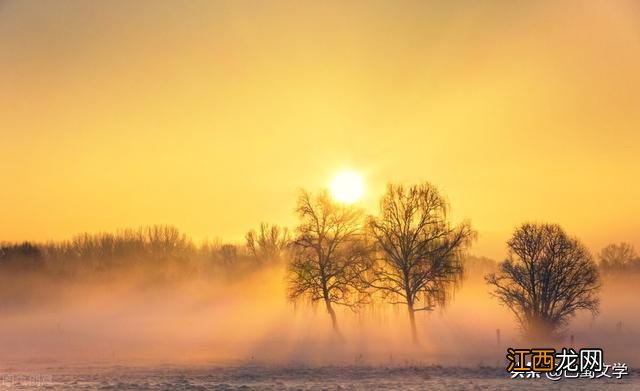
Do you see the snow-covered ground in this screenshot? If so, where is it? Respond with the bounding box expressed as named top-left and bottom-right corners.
top-left (0, 365), bottom-right (637, 390)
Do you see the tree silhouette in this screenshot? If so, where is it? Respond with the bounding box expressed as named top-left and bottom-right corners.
top-left (287, 190), bottom-right (370, 339)
top-left (0, 242), bottom-right (43, 271)
top-left (367, 183), bottom-right (474, 344)
top-left (245, 223), bottom-right (290, 264)
top-left (486, 223), bottom-right (600, 339)
top-left (598, 242), bottom-right (640, 274)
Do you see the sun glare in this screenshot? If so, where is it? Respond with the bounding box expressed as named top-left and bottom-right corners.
top-left (330, 171), bottom-right (364, 204)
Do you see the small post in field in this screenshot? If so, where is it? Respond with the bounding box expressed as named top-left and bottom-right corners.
top-left (570, 334), bottom-right (574, 348)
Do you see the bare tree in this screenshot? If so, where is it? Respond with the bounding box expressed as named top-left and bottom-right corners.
top-left (598, 242), bottom-right (639, 274)
top-left (144, 225), bottom-right (193, 261)
top-left (245, 223), bottom-right (290, 264)
top-left (486, 223), bottom-right (600, 340)
top-left (288, 190), bottom-right (370, 339)
top-left (367, 183), bottom-right (474, 344)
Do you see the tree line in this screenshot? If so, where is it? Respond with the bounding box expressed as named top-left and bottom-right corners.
top-left (1, 181), bottom-right (637, 342)
top-left (0, 224), bottom-right (288, 282)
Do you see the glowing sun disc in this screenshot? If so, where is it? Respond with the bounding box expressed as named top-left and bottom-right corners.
top-left (330, 171), bottom-right (364, 204)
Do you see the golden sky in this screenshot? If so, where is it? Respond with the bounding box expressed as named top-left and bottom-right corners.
top-left (1, 1), bottom-right (639, 259)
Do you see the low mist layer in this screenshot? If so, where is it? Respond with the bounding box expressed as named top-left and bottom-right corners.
top-left (1, 228), bottom-right (637, 367)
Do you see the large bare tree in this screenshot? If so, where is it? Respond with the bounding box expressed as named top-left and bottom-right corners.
top-left (368, 183), bottom-right (474, 344)
top-left (287, 190), bottom-right (369, 339)
top-left (486, 223), bottom-right (600, 339)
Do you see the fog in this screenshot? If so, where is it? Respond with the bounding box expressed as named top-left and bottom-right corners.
top-left (1, 256), bottom-right (637, 368)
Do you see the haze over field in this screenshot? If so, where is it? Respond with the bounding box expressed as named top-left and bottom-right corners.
top-left (0, 255), bottom-right (638, 367)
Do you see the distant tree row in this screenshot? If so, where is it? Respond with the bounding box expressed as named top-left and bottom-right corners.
top-left (598, 242), bottom-right (640, 274)
top-left (0, 224), bottom-right (288, 282)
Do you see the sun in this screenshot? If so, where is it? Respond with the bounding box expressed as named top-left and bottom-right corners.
top-left (330, 170), bottom-right (364, 204)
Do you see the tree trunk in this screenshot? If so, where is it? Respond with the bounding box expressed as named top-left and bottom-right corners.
top-left (325, 298), bottom-right (343, 340)
top-left (408, 302), bottom-right (419, 345)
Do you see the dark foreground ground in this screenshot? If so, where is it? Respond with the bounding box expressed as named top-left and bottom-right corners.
top-left (0, 365), bottom-right (637, 390)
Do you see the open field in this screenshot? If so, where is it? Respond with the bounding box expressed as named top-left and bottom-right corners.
top-left (0, 364), bottom-right (637, 390)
